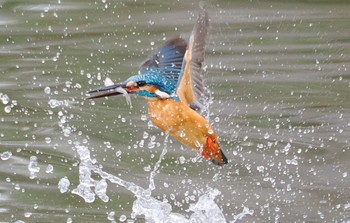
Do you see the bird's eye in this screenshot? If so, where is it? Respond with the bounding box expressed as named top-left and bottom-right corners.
top-left (136, 81), bottom-right (147, 87)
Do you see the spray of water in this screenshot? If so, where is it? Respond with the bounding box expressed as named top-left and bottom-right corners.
top-left (51, 89), bottom-right (253, 222)
top-left (57, 134), bottom-right (232, 222)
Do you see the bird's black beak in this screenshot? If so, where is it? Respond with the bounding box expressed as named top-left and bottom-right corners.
top-left (87, 83), bottom-right (136, 99)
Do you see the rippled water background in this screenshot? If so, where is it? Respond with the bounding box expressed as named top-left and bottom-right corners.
top-left (1, 0), bottom-right (350, 222)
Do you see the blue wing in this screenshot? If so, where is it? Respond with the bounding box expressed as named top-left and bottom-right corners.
top-left (139, 38), bottom-right (187, 86)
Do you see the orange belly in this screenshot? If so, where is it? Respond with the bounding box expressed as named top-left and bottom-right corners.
top-left (147, 99), bottom-right (227, 165)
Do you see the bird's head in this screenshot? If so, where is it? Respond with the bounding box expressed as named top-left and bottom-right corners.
top-left (87, 72), bottom-right (177, 100)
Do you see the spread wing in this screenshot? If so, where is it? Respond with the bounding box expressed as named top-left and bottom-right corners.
top-left (139, 37), bottom-right (187, 89)
top-left (176, 5), bottom-right (209, 113)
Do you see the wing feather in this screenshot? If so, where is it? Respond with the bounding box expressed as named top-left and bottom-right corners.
top-left (176, 5), bottom-right (209, 113)
top-left (139, 38), bottom-right (187, 87)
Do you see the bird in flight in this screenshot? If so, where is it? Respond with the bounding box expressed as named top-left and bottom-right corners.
top-left (88, 6), bottom-right (228, 166)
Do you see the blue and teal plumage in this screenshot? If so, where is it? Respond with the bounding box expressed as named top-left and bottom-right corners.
top-left (127, 38), bottom-right (187, 100)
top-left (126, 69), bottom-right (178, 98)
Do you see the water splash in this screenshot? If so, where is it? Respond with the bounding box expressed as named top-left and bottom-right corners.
top-left (58, 176), bottom-right (70, 193)
top-left (0, 92), bottom-right (10, 104)
top-left (51, 94), bottom-right (232, 222)
top-left (188, 188), bottom-right (226, 223)
top-left (148, 132), bottom-right (169, 191)
top-left (28, 156), bottom-right (40, 179)
top-left (230, 206), bottom-right (254, 223)
top-left (71, 145), bottom-right (100, 203)
top-left (61, 135), bottom-right (229, 222)
top-left (48, 99), bottom-right (252, 222)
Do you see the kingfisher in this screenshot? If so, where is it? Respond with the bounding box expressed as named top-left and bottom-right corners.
top-left (87, 7), bottom-right (228, 166)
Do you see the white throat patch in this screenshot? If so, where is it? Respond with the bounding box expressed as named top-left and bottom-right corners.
top-left (155, 89), bottom-right (170, 99)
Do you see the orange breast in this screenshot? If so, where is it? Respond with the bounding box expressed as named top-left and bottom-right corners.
top-left (147, 99), bottom-right (215, 151)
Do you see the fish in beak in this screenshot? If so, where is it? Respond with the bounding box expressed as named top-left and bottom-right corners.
top-left (87, 83), bottom-right (127, 99)
top-left (87, 78), bottom-right (140, 100)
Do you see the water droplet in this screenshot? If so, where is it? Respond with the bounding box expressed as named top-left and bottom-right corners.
top-left (195, 140), bottom-right (201, 148)
top-left (212, 173), bottom-right (221, 181)
top-left (44, 86), bottom-right (51, 94)
top-left (48, 99), bottom-right (62, 108)
top-left (179, 156), bottom-right (186, 164)
top-left (58, 176), bottom-right (70, 193)
top-left (103, 77), bottom-right (114, 86)
top-left (45, 137), bottom-right (51, 144)
top-left (46, 164), bottom-right (54, 173)
top-left (286, 158), bottom-right (298, 166)
top-left (24, 212), bottom-right (32, 218)
top-left (0, 93), bottom-right (9, 104)
top-left (28, 156), bottom-right (40, 179)
top-left (63, 127), bottom-right (71, 137)
top-left (344, 203), bottom-right (350, 210)
top-left (214, 117), bottom-right (220, 122)
top-left (178, 130), bottom-right (186, 138)
top-left (264, 132), bottom-right (270, 139)
top-left (115, 150), bottom-right (122, 157)
top-left (107, 211), bottom-right (115, 221)
top-left (144, 165), bottom-right (151, 172)
top-left (141, 114), bottom-right (147, 121)
top-left (104, 141), bottom-right (112, 148)
top-left (257, 165), bottom-right (265, 172)
top-left (14, 184), bottom-right (20, 190)
top-left (65, 81), bottom-right (72, 88)
top-left (4, 106), bottom-right (11, 113)
top-left (1, 151), bottom-right (12, 160)
top-left (147, 141), bottom-right (156, 149)
top-left (119, 215), bottom-right (127, 222)
top-left (283, 143), bottom-right (291, 154)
